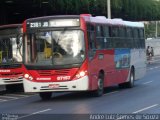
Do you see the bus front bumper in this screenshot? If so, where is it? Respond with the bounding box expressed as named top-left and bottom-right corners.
top-left (23, 76), bottom-right (89, 92)
top-left (0, 77), bottom-right (23, 85)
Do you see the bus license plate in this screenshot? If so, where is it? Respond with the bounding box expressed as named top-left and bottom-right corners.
top-left (49, 84), bottom-right (59, 89)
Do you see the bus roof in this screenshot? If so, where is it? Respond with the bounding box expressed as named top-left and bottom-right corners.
top-left (0, 24), bottom-right (22, 35)
top-left (25, 15), bottom-right (80, 21)
top-left (24, 14), bottom-right (144, 28)
top-left (84, 16), bottom-right (144, 28)
top-left (0, 24), bottom-right (22, 30)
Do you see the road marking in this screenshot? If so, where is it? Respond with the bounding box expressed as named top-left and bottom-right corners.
top-left (148, 66), bottom-right (160, 70)
top-left (104, 91), bottom-right (119, 95)
top-left (0, 94), bottom-right (37, 103)
top-left (0, 96), bottom-right (18, 99)
top-left (150, 59), bottom-right (160, 63)
top-left (7, 94), bottom-right (30, 97)
top-left (143, 81), bottom-right (153, 85)
top-left (132, 104), bottom-right (158, 113)
top-left (18, 109), bottom-right (51, 119)
top-left (0, 99), bottom-right (7, 102)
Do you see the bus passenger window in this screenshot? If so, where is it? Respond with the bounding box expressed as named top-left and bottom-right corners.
top-left (133, 29), bottom-right (139, 48)
top-left (96, 25), bottom-right (104, 37)
top-left (95, 25), bottom-right (105, 49)
top-left (111, 27), bottom-right (119, 48)
top-left (105, 26), bottom-right (113, 48)
top-left (87, 23), bottom-right (96, 50)
top-left (119, 27), bottom-right (125, 37)
top-left (96, 38), bottom-right (105, 49)
top-left (111, 27), bottom-right (119, 37)
top-left (126, 28), bottom-right (133, 48)
top-left (139, 29), bottom-right (144, 38)
top-left (102, 26), bottom-right (110, 49)
top-left (139, 29), bottom-right (145, 48)
top-left (103, 26), bottom-right (109, 37)
top-left (88, 31), bottom-right (95, 49)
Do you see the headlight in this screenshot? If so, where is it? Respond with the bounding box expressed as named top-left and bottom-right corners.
top-left (75, 70), bottom-right (87, 79)
top-left (79, 71), bottom-right (85, 77)
top-left (24, 74), bottom-right (29, 78)
top-left (24, 73), bottom-right (33, 81)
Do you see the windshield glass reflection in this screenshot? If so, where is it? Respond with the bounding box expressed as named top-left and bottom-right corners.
top-left (25, 30), bottom-right (85, 66)
top-left (0, 36), bottom-right (22, 64)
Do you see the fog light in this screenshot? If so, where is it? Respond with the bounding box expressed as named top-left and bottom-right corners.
top-left (72, 86), bottom-right (76, 88)
top-left (33, 87), bottom-right (37, 90)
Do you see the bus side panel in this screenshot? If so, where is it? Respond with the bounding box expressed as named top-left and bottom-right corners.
top-left (130, 49), bottom-right (146, 80)
top-left (114, 49), bottom-right (131, 83)
top-left (119, 69), bottom-right (130, 83)
top-left (104, 50), bottom-right (117, 87)
top-left (88, 49), bottom-right (115, 90)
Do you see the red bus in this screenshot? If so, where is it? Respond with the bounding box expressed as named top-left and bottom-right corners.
top-left (22, 14), bottom-right (146, 100)
top-left (0, 24), bottom-right (23, 91)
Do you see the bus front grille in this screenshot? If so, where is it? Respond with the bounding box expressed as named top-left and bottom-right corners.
top-left (1, 72), bottom-right (23, 76)
top-left (2, 76), bottom-right (23, 84)
top-left (38, 69), bottom-right (70, 76)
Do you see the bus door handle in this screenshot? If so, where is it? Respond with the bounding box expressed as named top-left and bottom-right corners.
top-left (98, 54), bottom-right (104, 60)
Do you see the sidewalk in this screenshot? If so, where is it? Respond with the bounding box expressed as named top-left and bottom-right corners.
top-left (147, 55), bottom-right (160, 64)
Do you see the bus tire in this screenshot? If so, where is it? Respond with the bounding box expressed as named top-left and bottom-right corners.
top-left (93, 73), bottom-right (104, 97)
top-left (125, 69), bottom-right (135, 88)
top-left (39, 92), bottom-right (52, 100)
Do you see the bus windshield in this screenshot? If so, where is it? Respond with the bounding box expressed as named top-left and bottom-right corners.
top-left (0, 35), bottom-right (22, 64)
top-left (25, 30), bottom-right (85, 66)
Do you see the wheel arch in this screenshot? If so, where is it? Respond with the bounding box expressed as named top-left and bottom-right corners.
top-left (131, 65), bottom-right (135, 79)
top-left (131, 65), bottom-right (135, 74)
top-left (98, 69), bottom-right (105, 78)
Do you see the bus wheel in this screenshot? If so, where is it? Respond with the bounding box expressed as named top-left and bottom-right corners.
top-left (125, 69), bottom-right (135, 88)
top-left (39, 92), bottom-right (52, 100)
top-left (93, 73), bottom-right (104, 97)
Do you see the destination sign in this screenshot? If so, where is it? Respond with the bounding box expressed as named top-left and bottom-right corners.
top-left (27, 19), bottom-right (80, 28)
top-left (49, 19), bottom-right (80, 27)
top-left (27, 21), bottom-right (49, 28)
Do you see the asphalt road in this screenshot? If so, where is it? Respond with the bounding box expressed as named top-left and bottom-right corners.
top-left (0, 57), bottom-right (160, 120)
